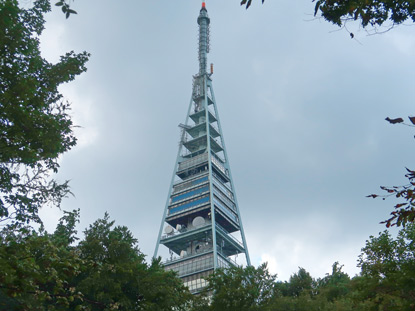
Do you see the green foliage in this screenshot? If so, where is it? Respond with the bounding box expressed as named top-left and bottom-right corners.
top-left (74, 213), bottom-right (193, 310)
top-left (0, 212), bottom-right (195, 310)
top-left (0, 0), bottom-right (89, 228)
top-left (331, 225), bottom-right (415, 310)
top-left (0, 211), bottom-right (84, 310)
top-left (287, 267), bottom-right (315, 297)
top-left (355, 225), bottom-right (415, 310)
top-left (203, 263), bottom-right (276, 311)
top-left (317, 262), bottom-right (351, 302)
top-left (55, 0), bottom-right (77, 19)
top-left (267, 294), bottom-right (328, 311)
top-left (52, 208), bottom-right (80, 247)
top-left (313, 0), bottom-right (415, 28)
top-left (193, 228), bottom-right (415, 310)
top-left (2, 220), bottom-right (414, 310)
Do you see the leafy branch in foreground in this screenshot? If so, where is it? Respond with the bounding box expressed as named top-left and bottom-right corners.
top-left (312, 0), bottom-right (415, 28)
top-left (241, 0), bottom-right (415, 33)
top-left (0, 0), bottom-right (89, 228)
top-left (55, 0), bottom-right (77, 18)
top-left (368, 167), bottom-right (415, 227)
top-left (367, 116), bottom-right (415, 227)
top-left (240, 0), bottom-right (265, 10)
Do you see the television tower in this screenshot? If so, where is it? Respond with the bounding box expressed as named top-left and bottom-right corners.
top-left (154, 2), bottom-right (250, 294)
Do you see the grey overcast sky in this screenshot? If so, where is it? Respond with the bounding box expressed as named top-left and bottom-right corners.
top-left (37, 0), bottom-right (414, 281)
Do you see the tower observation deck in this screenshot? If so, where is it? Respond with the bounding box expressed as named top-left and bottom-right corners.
top-left (154, 2), bottom-right (250, 294)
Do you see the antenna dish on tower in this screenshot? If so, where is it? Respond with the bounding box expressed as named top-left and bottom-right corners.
top-left (164, 225), bottom-right (174, 235)
top-left (192, 216), bottom-right (206, 227)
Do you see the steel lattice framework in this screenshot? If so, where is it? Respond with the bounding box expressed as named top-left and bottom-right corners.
top-left (154, 2), bottom-right (250, 294)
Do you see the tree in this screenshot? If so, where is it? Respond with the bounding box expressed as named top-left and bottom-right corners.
top-left (353, 224), bottom-right (415, 310)
top-left (0, 212), bottom-right (195, 310)
top-left (286, 267), bottom-right (315, 298)
top-left (0, 0), bottom-right (89, 228)
top-left (0, 210), bottom-right (84, 310)
top-left (317, 262), bottom-right (351, 302)
top-left (73, 213), bottom-right (194, 311)
top-left (241, 0), bottom-right (415, 30)
top-left (202, 263), bottom-right (276, 311)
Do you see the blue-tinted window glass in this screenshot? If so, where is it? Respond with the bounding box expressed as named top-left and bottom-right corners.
top-left (169, 196), bottom-right (210, 215)
top-left (213, 197), bottom-right (237, 222)
top-left (172, 185), bottom-right (209, 203)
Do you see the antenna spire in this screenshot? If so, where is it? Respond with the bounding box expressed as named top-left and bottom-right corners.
top-left (197, 2), bottom-right (210, 74)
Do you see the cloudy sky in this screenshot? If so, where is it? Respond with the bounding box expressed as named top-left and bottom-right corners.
top-left (37, 0), bottom-right (414, 281)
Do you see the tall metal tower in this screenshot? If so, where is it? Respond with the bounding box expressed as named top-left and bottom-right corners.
top-left (154, 2), bottom-right (250, 294)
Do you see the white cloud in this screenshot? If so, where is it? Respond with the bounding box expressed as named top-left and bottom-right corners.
top-left (249, 210), bottom-right (363, 281)
top-left (40, 20), bottom-right (66, 63)
top-left (257, 235), bottom-right (361, 281)
top-left (260, 253), bottom-right (279, 275)
top-left (38, 206), bottom-right (64, 233)
top-left (57, 84), bottom-right (100, 160)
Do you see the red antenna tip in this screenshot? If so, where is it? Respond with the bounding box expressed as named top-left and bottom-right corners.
top-left (202, 2), bottom-right (206, 8)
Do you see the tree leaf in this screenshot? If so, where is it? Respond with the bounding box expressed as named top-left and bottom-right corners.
top-left (385, 117), bottom-right (404, 124)
top-left (314, 0), bottom-right (322, 16)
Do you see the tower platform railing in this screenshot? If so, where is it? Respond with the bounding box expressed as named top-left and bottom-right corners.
top-left (216, 223), bottom-right (243, 248)
top-left (160, 221), bottom-right (212, 240)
